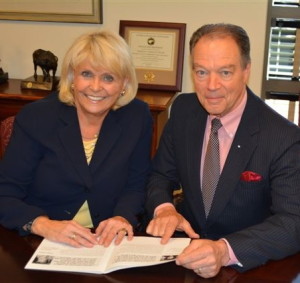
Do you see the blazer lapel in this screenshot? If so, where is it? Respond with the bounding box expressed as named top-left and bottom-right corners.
top-left (207, 91), bottom-right (260, 224)
top-left (89, 111), bottom-right (122, 173)
top-left (58, 106), bottom-right (93, 188)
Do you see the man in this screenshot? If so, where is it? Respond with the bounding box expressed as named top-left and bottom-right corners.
top-left (145, 23), bottom-right (300, 278)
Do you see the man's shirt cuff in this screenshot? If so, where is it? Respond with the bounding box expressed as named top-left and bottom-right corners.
top-left (221, 238), bottom-right (243, 267)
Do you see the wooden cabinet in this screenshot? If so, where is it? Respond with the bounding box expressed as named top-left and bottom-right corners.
top-left (0, 79), bottom-right (50, 121)
top-left (0, 79), bottom-right (174, 156)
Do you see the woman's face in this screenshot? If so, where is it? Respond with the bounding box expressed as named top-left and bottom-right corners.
top-left (73, 59), bottom-right (127, 119)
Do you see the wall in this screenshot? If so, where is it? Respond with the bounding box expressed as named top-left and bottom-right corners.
top-left (0, 0), bottom-right (268, 95)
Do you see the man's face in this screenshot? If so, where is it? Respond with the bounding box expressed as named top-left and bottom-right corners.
top-left (191, 35), bottom-right (250, 117)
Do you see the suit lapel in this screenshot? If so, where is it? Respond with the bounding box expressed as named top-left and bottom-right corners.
top-left (207, 91), bottom-right (260, 225)
top-left (58, 108), bottom-right (122, 188)
top-left (185, 104), bottom-right (208, 226)
top-left (89, 111), bottom-right (122, 173)
top-left (58, 106), bottom-right (92, 188)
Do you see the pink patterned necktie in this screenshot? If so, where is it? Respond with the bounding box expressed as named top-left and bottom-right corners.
top-left (202, 118), bottom-right (222, 217)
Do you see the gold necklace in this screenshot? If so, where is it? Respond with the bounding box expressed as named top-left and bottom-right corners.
top-left (83, 136), bottom-right (98, 163)
top-left (82, 134), bottom-right (99, 140)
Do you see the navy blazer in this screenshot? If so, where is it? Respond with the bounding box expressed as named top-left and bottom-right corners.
top-left (146, 88), bottom-right (300, 271)
top-left (0, 92), bottom-right (152, 235)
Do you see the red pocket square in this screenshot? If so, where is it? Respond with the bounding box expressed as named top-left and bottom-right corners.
top-left (240, 171), bottom-right (262, 182)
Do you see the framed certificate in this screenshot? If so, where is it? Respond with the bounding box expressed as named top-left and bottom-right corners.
top-left (120, 20), bottom-right (186, 91)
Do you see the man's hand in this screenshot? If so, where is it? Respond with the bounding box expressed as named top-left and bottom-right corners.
top-left (146, 206), bottom-right (199, 244)
top-left (31, 216), bottom-right (98, 248)
top-left (176, 239), bottom-right (230, 278)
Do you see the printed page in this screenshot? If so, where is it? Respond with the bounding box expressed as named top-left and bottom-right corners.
top-left (25, 238), bottom-right (114, 274)
top-left (103, 237), bottom-right (190, 273)
top-left (25, 236), bottom-right (190, 274)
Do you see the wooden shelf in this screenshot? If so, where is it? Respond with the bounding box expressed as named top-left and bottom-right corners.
top-left (0, 79), bottom-right (175, 156)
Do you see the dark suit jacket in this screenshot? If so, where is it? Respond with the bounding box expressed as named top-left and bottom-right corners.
top-left (0, 92), bottom-right (152, 235)
top-left (146, 88), bottom-right (300, 271)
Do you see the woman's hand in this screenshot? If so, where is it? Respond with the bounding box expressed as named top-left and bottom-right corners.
top-left (95, 216), bottom-right (133, 247)
top-left (31, 216), bottom-right (98, 248)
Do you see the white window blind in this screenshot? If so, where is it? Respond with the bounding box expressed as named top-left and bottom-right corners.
top-left (263, 0), bottom-right (299, 125)
top-left (262, 0), bottom-right (300, 100)
top-left (267, 26), bottom-right (299, 81)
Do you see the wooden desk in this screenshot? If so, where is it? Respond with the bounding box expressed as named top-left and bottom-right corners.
top-left (0, 79), bottom-right (174, 156)
top-left (0, 225), bottom-right (299, 283)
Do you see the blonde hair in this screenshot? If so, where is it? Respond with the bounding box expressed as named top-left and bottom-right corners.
top-left (59, 29), bottom-right (138, 109)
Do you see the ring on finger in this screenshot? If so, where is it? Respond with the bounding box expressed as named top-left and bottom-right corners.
top-left (69, 233), bottom-right (76, 240)
top-left (117, 228), bottom-right (127, 235)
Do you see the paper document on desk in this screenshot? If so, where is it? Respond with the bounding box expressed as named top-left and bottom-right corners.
top-left (25, 236), bottom-right (190, 274)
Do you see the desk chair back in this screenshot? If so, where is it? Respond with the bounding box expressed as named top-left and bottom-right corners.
top-left (0, 116), bottom-right (15, 158)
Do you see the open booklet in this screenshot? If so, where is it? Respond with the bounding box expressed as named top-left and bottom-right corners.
top-left (25, 236), bottom-right (190, 274)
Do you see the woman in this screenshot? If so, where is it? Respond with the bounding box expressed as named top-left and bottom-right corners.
top-left (0, 30), bottom-right (152, 248)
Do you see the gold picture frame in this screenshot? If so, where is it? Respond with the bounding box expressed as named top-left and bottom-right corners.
top-left (0, 0), bottom-right (102, 24)
top-left (120, 20), bottom-right (186, 91)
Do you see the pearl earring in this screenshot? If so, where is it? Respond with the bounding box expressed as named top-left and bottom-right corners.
top-left (120, 90), bottom-right (126, 96)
